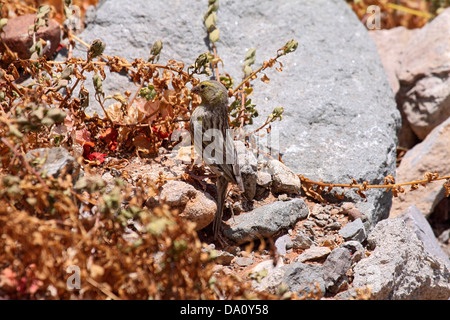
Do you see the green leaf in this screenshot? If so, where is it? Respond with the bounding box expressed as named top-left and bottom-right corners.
top-left (0, 18), bottom-right (7, 32)
top-left (204, 12), bottom-right (217, 32)
top-left (139, 85), bottom-right (157, 101)
top-left (281, 39), bottom-right (298, 55)
top-left (46, 108), bottom-right (67, 123)
top-left (244, 48), bottom-right (256, 66)
top-left (93, 74), bottom-right (103, 94)
top-left (87, 39), bottom-right (105, 60)
top-left (209, 28), bottom-right (220, 44)
top-left (148, 40), bottom-right (163, 62)
top-left (219, 75), bottom-right (234, 89)
top-left (269, 105), bottom-right (284, 121)
top-left (242, 65), bottom-right (253, 79)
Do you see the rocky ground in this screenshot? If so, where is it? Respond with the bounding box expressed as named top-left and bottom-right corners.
top-left (25, 141), bottom-right (450, 299)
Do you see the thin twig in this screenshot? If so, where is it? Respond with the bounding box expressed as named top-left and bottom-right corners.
top-left (299, 175), bottom-right (450, 190)
top-left (231, 53), bottom-right (282, 95)
top-left (87, 277), bottom-right (121, 300)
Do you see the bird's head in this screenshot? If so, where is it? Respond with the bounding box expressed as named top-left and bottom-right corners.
top-left (191, 80), bottom-right (228, 108)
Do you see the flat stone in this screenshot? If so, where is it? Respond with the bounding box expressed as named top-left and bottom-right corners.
top-left (292, 230), bottom-right (315, 249)
top-left (339, 218), bottom-right (367, 243)
top-left (295, 246), bottom-right (331, 263)
top-left (234, 257), bottom-right (254, 267)
top-left (224, 198), bottom-right (309, 243)
top-left (275, 234), bottom-right (293, 255)
top-left (281, 262), bottom-right (325, 298)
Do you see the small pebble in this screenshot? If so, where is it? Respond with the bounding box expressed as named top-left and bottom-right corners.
top-left (292, 231), bottom-right (315, 249)
top-left (234, 257), bottom-right (254, 267)
top-left (275, 234), bottom-right (293, 255)
top-left (295, 246), bottom-right (331, 262)
top-left (325, 221), bottom-right (342, 230)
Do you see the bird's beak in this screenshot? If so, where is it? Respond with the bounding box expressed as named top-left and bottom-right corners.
top-left (191, 85), bottom-right (200, 95)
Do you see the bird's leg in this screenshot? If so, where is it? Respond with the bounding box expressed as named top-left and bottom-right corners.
top-left (213, 175), bottom-right (229, 240)
top-left (226, 186), bottom-right (236, 225)
top-left (215, 231), bottom-right (231, 248)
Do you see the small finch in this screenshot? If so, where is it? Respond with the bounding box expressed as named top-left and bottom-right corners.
top-left (189, 80), bottom-right (244, 240)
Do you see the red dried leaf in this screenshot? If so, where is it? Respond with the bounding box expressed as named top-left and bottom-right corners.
top-left (76, 128), bottom-right (95, 157)
top-left (99, 127), bottom-right (118, 151)
top-left (87, 152), bottom-right (107, 164)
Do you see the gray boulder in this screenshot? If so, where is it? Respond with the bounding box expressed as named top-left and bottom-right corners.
top-left (390, 116), bottom-right (450, 218)
top-left (399, 205), bottom-right (450, 269)
top-left (223, 198), bottom-right (308, 243)
top-left (352, 214), bottom-right (450, 300)
top-left (282, 262), bottom-right (325, 298)
top-left (396, 8), bottom-right (450, 140)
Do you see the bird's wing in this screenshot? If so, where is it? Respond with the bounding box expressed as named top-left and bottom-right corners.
top-left (190, 106), bottom-right (244, 191)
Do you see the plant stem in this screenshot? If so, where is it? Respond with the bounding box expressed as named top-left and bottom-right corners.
top-left (299, 175), bottom-right (450, 190)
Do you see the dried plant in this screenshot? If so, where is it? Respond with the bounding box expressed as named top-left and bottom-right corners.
top-left (1, 0), bottom-right (448, 301)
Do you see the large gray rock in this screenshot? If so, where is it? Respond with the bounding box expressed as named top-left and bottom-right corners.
top-left (352, 216), bottom-right (450, 300)
top-left (281, 262), bottom-right (325, 298)
top-left (369, 27), bottom-right (419, 149)
top-left (399, 205), bottom-right (450, 269)
top-left (390, 116), bottom-right (450, 218)
top-left (72, 0), bottom-right (400, 227)
top-left (397, 8), bottom-right (450, 140)
top-left (250, 259), bottom-right (325, 298)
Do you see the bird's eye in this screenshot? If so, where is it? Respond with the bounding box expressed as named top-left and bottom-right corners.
top-left (200, 84), bottom-right (206, 89)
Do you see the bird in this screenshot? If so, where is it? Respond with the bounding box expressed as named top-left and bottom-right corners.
top-left (189, 80), bottom-right (244, 240)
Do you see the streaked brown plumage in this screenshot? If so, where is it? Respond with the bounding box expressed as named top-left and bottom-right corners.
top-left (189, 80), bottom-right (244, 239)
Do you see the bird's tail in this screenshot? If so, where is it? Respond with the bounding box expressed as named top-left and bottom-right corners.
top-left (213, 175), bottom-right (229, 240)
